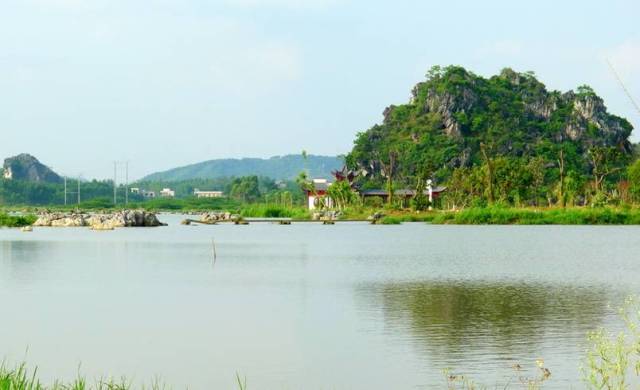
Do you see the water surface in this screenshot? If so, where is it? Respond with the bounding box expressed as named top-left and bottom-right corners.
top-left (1, 216), bottom-right (639, 389)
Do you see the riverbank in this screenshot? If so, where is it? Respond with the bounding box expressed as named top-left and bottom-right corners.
top-left (6, 205), bottom-right (640, 226)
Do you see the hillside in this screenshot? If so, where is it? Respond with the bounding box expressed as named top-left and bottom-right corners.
top-left (2, 153), bottom-right (63, 184)
top-left (346, 66), bottom-right (634, 206)
top-left (142, 154), bottom-right (343, 181)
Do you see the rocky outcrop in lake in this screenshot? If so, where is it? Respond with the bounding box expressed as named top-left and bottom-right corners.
top-left (33, 210), bottom-right (166, 228)
top-left (200, 211), bottom-right (233, 224)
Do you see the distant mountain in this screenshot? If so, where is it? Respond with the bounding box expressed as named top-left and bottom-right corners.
top-left (2, 153), bottom-right (63, 183)
top-left (141, 154), bottom-right (344, 182)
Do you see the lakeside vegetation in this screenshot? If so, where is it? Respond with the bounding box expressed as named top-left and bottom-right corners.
top-left (8, 202), bottom-right (640, 227)
top-left (0, 213), bottom-right (36, 227)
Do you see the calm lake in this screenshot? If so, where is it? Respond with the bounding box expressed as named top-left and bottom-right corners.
top-left (1, 215), bottom-right (639, 389)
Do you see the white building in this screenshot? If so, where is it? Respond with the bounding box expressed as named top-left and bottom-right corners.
top-left (305, 179), bottom-right (333, 210)
top-left (3, 167), bottom-right (12, 180)
top-left (160, 188), bottom-right (176, 198)
top-left (194, 189), bottom-right (224, 198)
top-left (130, 187), bottom-right (140, 194)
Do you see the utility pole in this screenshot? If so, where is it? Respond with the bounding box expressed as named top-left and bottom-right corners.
top-left (125, 161), bottom-right (129, 205)
top-left (113, 161), bottom-right (117, 205)
top-left (77, 176), bottom-right (81, 204)
top-left (64, 177), bottom-right (67, 206)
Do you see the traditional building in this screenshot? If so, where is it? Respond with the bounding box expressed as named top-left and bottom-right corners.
top-left (303, 168), bottom-right (447, 210)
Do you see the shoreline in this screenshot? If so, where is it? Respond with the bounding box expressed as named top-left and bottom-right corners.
top-left (5, 206), bottom-right (640, 227)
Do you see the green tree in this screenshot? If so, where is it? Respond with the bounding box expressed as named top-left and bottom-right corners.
top-left (327, 180), bottom-right (357, 210)
top-left (628, 159), bottom-right (640, 202)
top-left (230, 176), bottom-right (261, 202)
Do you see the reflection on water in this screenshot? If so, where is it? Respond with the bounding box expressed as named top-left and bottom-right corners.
top-left (359, 281), bottom-right (613, 386)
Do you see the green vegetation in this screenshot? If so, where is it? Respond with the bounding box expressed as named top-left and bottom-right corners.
top-left (0, 178), bottom-right (145, 206)
top-left (346, 66), bottom-right (635, 209)
top-left (430, 206), bottom-right (640, 225)
top-left (379, 214), bottom-right (435, 224)
top-left (237, 204), bottom-right (309, 219)
top-left (583, 297), bottom-right (640, 389)
top-left (141, 154), bottom-right (342, 182)
top-left (0, 213), bottom-right (36, 227)
top-left (1, 175), bottom-right (304, 211)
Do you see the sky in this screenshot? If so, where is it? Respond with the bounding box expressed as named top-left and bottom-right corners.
top-left (1, 0), bottom-right (639, 180)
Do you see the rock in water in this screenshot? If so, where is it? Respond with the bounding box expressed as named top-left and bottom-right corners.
top-left (34, 210), bottom-right (166, 228)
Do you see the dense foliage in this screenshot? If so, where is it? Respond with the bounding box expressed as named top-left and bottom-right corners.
top-left (0, 178), bottom-right (144, 206)
top-left (0, 174), bottom-right (304, 208)
top-left (0, 212), bottom-right (36, 227)
top-left (346, 66), bottom-right (635, 207)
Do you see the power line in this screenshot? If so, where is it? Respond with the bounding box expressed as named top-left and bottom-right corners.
top-left (607, 58), bottom-right (640, 116)
top-left (113, 161), bottom-right (130, 206)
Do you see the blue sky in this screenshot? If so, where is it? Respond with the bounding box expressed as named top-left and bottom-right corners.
top-left (1, 0), bottom-right (639, 179)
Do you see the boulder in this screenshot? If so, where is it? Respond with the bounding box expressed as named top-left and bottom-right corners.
top-left (34, 212), bottom-right (88, 227)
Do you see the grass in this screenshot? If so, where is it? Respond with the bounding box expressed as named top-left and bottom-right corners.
top-left (237, 204), bottom-right (310, 219)
top-left (0, 362), bottom-right (241, 390)
top-left (0, 213), bottom-right (37, 227)
top-left (0, 361), bottom-right (131, 390)
top-left (379, 213), bottom-right (437, 224)
top-left (430, 206), bottom-right (640, 225)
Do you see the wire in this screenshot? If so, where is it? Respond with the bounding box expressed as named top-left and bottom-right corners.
top-left (607, 58), bottom-right (640, 116)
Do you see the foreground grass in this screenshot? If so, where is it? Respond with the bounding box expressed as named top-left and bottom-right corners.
top-left (0, 213), bottom-right (37, 227)
top-left (0, 363), bottom-right (245, 390)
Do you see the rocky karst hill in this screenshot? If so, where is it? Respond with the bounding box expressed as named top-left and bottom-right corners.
top-left (2, 153), bottom-right (63, 183)
top-left (346, 66), bottom-right (634, 184)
